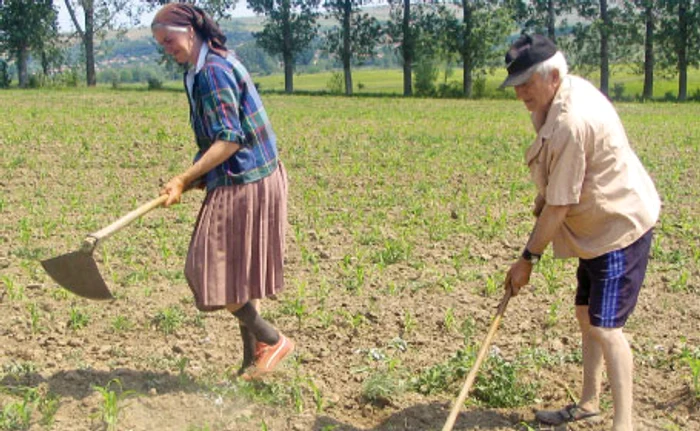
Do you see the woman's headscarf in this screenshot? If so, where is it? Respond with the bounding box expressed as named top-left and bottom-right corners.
top-left (152, 3), bottom-right (227, 55)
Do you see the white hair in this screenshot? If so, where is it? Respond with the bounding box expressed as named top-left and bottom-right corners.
top-left (532, 51), bottom-right (568, 80)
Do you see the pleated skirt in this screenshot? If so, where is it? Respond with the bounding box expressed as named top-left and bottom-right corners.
top-left (184, 162), bottom-right (287, 311)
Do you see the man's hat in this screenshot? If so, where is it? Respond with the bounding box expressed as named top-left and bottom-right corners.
top-left (499, 34), bottom-right (557, 89)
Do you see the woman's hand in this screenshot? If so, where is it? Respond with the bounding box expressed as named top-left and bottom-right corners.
top-left (160, 175), bottom-right (187, 207)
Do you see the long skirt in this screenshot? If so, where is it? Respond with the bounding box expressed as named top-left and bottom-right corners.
top-left (184, 162), bottom-right (288, 311)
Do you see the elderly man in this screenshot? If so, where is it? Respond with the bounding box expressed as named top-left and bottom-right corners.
top-left (502, 35), bottom-right (661, 430)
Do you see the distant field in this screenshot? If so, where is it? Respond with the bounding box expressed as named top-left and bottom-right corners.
top-left (252, 66), bottom-right (700, 100)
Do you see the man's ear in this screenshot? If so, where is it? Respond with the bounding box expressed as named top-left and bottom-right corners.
top-left (551, 68), bottom-right (561, 85)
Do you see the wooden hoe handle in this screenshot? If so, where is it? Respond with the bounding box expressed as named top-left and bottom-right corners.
top-left (88, 194), bottom-right (169, 243)
top-left (441, 288), bottom-right (512, 431)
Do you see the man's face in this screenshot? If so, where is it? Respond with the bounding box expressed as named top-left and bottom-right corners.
top-left (514, 71), bottom-right (560, 115)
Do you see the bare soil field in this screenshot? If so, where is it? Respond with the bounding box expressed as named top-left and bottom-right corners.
top-left (0, 89), bottom-right (698, 430)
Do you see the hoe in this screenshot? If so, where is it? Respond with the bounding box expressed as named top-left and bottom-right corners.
top-left (41, 194), bottom-right (171, 300)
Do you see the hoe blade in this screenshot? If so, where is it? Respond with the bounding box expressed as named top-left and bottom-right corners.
top-left (41, 250), bottom-right (113, 300)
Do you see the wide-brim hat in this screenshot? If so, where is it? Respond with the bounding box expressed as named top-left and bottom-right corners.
top-left (499, 34), bottom-right (557, 89)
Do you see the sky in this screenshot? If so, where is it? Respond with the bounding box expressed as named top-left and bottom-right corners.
top-left (54, 1), bottom-right (256, 32)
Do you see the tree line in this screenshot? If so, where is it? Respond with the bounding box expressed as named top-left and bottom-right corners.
top-left (1, 0), bottom-right (699, 100)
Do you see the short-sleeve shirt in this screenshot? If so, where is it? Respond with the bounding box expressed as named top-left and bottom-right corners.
top-left (525, 75), bottom-right (661, 259)
top-left (185, 44), bottom-right (279, 190)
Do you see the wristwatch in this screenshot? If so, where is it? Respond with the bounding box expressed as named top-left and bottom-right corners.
top-left (522, 248), bottom-right (541, 265)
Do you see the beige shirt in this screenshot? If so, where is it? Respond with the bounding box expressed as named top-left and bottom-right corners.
top-left (526, 75), bottom-right (661, 259)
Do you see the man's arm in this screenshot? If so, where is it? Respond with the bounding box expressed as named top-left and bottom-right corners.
top-left (505, 203), bottom-right (570, 295)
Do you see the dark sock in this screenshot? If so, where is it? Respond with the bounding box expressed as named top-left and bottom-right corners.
top-left (232, 302), bottom-right (280, 346)
top-left (239, 324), bottom-right (257, 372)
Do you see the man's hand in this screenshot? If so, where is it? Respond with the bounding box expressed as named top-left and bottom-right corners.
top-left (160, 175), bottom-right (187, 207)
top-left (505, 257), bottom-right (533, 296)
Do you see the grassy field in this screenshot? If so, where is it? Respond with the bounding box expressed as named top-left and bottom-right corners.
top-left (251, 66), bottom-right (700, 100)
top-left (0, 88), bottom-right (699, 430)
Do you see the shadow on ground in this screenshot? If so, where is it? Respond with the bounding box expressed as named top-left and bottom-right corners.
top-left (0, 367), bottom-right (201, 400)
top-left (312, 402), bottom-right (522, 430)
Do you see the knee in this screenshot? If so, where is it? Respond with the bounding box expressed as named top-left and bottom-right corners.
top-left (588, 326), bottom-right (624, 346)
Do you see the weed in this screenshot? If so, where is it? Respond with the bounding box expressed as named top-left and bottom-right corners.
top-left (473, 354), bottom-right (538, 408)
top-left (91, 379), bottom-right (137, 431)
top-left (361, 370), bottom-right (405, 407)
top-left (110, 315), bottom-right (134, 333)
top-left (67, 306), bottom-right (90, 330)
top-left (372, 238), bottom-right (411, 267)
top-left (152, 306), bottom-right (186, 335)
top-left (411, 347), bottom-right (476, 395)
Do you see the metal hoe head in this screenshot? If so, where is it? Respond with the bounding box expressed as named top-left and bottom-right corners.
top-left (41, 238), bottom-right (114, 300)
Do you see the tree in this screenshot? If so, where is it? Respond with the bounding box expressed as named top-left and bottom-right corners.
top-left (457, 0), bottom-right (513, 97)
top-left (386, 0), bottom-right (415, 96)
top-left (0, 0), bottom-right (57, 88)
top-left (64, 0), bottom-right (145, 86)
top-left (248, 0), bottom-right (319, 93)
top-left (621, 0), bottom-right (661, 100)
top-left (324, 0), bottom-right (383, 95)
top-left (657, 0), bottom-right (700, 101)
top-left (146, 1), bottom-right (239, 22)
top-left (568, 0), bottom-right (632, 97)
top-left (508, 0), bottom-right (574, 42)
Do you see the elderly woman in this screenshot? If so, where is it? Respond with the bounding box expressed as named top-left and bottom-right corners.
top-left (502, 35), bottom-right (660, 430)
top-left (151, 3), bottom-right (294, 379)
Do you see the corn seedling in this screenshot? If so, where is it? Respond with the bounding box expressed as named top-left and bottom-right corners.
top-left (91, 379), bottom-right (136, 431)
top-left (26, 303), bottom-right (42, 334)
top-left (443, 307), bottom-right (456, 333)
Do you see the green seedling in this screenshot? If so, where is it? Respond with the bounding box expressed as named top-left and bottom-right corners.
top-left (91, 379), bottom-right (136, 431)
top-left (67, 306), bottom-right (90, 330)
top-left (152, 306), bottom-right (185, 335)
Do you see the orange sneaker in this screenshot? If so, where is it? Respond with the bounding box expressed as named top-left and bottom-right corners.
top-left (241, 334), bottom-right (295, 380)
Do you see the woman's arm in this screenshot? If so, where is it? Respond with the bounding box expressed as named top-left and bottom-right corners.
top-left (161, 140), bottom-right (240, 206)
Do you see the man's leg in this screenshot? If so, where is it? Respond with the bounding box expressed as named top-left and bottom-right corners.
top-left (576, 305), bottom-right (604, 414)
top-left (590, 326), bottom-right (634, 431)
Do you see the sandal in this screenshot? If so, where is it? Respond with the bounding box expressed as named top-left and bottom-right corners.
top-left (535, 404), bottom-right (602, 426)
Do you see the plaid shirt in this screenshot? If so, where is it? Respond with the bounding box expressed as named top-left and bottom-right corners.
top-left (186, 49), bottom-right (278, 190)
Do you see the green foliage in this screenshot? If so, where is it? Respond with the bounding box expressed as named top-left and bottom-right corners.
top-left (361, 370), bottom-right (405, 407)
top-left (326, 71), bottom-right (344, 94)
top-left (473, 353), bottom-right (538, 408)
top-left (67, 306), bottom-right (90, 330)
top-left (681, 346), bottom-right (700, 400)
top-left (91, 379), bottom-right (137, 431)
top-left (411, 347), bottom-right (476, 395)
top-left (148, 77), bottom-right (164, 90)
top-left (152, 306), bottom-right (186, 335)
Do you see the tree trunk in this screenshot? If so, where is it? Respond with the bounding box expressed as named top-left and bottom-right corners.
top-left (282, 0), bottom-right (293, 93)
top-left (677, 1), bottom-right (688, 101)
top-left (642, 2), bottom-right (654, 100)
top-left (402, 0), bottom-right (412, 96)
top-left (461, 1), bottom-right (472, 97)
top-left (342, 0), bottom-right (352, 95)
top-left (17, 46), bottom-right (29, 88)
top-left (547, 0), bottom-right (556, 42)
top-left (85, 0), bottom-right (96, 87)
top-left (599, 0), bottom-right (609, 97)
